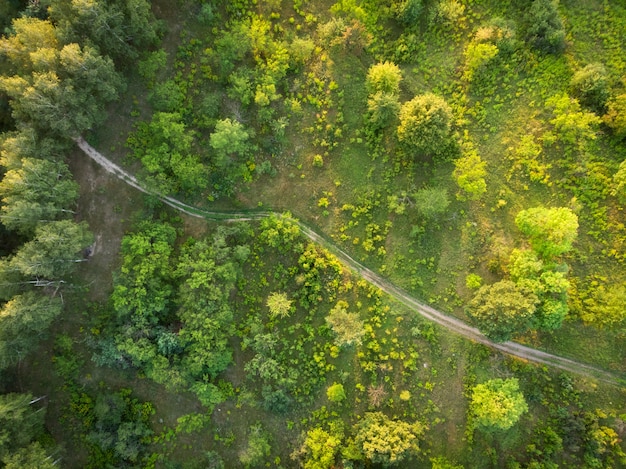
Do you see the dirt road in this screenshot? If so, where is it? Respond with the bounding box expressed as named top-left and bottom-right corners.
top-left (74, 137), bottom-right (624, 386)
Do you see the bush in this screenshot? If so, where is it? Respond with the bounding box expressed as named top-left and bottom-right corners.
top-left (326, 383), bottom-right (346, 403)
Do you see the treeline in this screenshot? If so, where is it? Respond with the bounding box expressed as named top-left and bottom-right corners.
top-left (0, 0), bottom-right (160, 464)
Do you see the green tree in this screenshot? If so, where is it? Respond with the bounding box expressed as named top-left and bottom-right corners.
top-left (525, 0), bottom-right (565, 54)
top-left (0, 292), bottom-right (63, 369)
top-left (603, 94), bottom-right (626, 140)
top-left (391, 0), bottom-right (423, 24)
top-left (570, 63), bottom-right (610, 114)
top-left (239, 423), bottom-right (271, 468)
top-left (326, 383), bottom-right (346, 403)
top-left (9, 220), bottom-right (92, 280)
top-left (209, 118), bottom-right (251, 168)
top-left (49, 0), bottom-right (159, 62)
top-left (0, 393), bottom-right (47, 460)
top-left (453, 144), bottom-right (487, 200)
top-left (111, 222), bottom-right (176, 326)
top-left (325, 301), bottom-right (365, 347)
top-left (175, 236), bottom-right (241, 379)
top-left (397, 93), bottom-right (453, 159)
top-left (0, 158), bottom-right (78, 234)
top-left (127, 112), bottom-right (206, 194)
top-left (515, 206), bottom-right (578, 258)
top-left (2, 441), bottom-right (56, 469)
top-left (466, 280), bottom-right (539, 342)
top-left (366, 62), bottom-right (402, 95)
top-left (353, 412), bottom-right (425, 466)
top-left (470, 378), bottom-right (528, 431)
top-left (266, 292), bottom-right (293, 318)
top-left (294, 426), bottom-right (343, 469)
top-left (367, 91), bottom-right (401, 130)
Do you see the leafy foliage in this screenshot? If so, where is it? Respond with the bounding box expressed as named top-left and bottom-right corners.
top-left (470, 378), bottom-right (528, 431)
top-left (515, 206), bottom-right (578, 259)
top-left (466, 280), bottom-right (539, 342)
top-left (352, 411), bottom-right (425, 465)
top-left (325, 301), bottom-right (365, 347)
top-left (397, 93), bottom-right (454, 160)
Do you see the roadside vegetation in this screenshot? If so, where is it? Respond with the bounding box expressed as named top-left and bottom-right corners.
top-left (0, 0), bottom-right (625, 467)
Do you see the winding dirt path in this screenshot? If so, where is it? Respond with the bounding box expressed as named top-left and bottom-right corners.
top-left (75, 137), bottom-right (625, 387)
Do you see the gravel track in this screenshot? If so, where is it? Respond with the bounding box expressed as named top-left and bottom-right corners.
top-left (75, 137), bottom-right (625, 387)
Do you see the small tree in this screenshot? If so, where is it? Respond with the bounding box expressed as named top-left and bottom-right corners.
top-left (325, 301), bottom-right (365, 347)
top-left (397, 93), bottom-right (453, 159)
top-left (453, 146), bottom-right (487, 200)
top-left (470, 378), bottom-right (528, 431)
top-left (366, 62), bottom-right (402, 95)
top-left (466, 280), bottom-right (538, 342)
top-left (515, 206), bottom-right (578, 259)
top-left (239, 424), bottom-right (271, 467)
top-left (367, 91), bottom-right (401, 130)
top-left (326, 383), bottom-right (346, 403)
top-left (266, 292), bottom-right (293, 319)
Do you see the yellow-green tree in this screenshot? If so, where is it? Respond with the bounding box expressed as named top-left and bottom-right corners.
top-left (353, 412), bottom-right (425, 465)
top-left (470, 378), bottom-right (528, 431)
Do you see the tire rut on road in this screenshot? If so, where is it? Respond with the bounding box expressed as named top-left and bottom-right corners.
top-left (75, 137), bottom-right (625, 387)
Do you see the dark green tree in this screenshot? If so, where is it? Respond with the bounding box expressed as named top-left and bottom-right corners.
top-left (0, 292), bottom-right (63, 369)
top-left (570, 63), bottom-right (610, 114)
top-left (525, 0), bottom-right (566, 54)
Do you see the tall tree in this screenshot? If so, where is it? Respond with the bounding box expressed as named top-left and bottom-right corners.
top-left (0, 291), bottom-right (63, 368)
top-left (48, 0), bottom-right (160, 62)
top-left (9, 220), bottom-right (93, 279)
top-left (0, 158), bottom-right (78, 234)
top-left (0, 393), bottom-right (47, 459)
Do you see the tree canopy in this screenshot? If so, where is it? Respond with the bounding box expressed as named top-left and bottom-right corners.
top-left (470, 378), bottom-right (528, 431)
top-left (466, 280), bottom-right (539, 342)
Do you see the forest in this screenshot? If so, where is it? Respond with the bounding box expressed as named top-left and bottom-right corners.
top-left (0, 0), bottom-right (625, 467)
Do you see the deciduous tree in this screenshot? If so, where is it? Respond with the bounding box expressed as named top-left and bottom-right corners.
top-left (397, 93), bottom-right (453, 159)
top-left (470, 378), bottom-right (528, 431)
top-left (466, 280), bottom-right (538, 342)
top-left (0, 292), bottom-right (63, 369)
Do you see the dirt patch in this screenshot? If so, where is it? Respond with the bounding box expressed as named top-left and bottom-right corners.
top-left (68, 147), bottom-right (141, 301)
